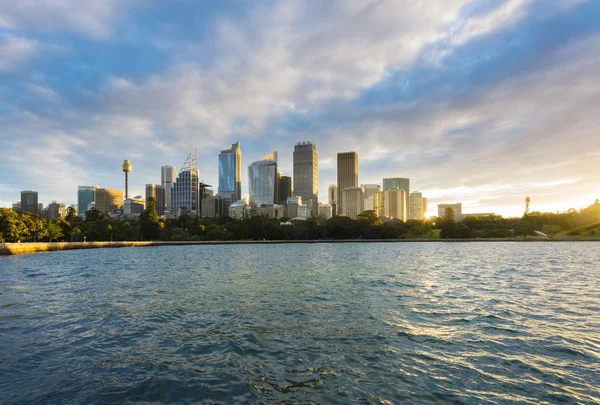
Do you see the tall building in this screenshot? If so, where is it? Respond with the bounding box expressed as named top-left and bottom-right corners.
top-left (337, 152), bottom-right (358, 216)
top-left (161, 166), bottom-right (176, 210)
top-left (341, 186), bottom-right (364, 219)
top-left (293, 141), bottom-right (318, 217)
top-left (171, 168), bottom-right (200, 214)
top-left (362, 184), bottom-right (381, 214)
top-left (77, 186), bottom-right (97, 216)
top-left (384, 188), bottom-right (407, 221)
top-left (409, 191), bottom-right (425, 220)
top-left (438, 203), bottom-right (462, 222)
top-left (145, 184), bottom-right (166, 216)
top-left (328, 184), bottom-right (338, 216)
top-left (248, 154), bottom-right (278, 209)
top-left (44, 201), bottom-right (66, 220)
top-left (218, 141), bottom-right (242, 201)
top-left (318, 203), bottom-right (333, 220)
top-left (95, 188), bottom-right (123, 214)
top-left (20, 190), bottom-right (39, 214)
top-left (278, 173), bottom-right (293, 204)
top-left (383, 177), bottom-right (409, 216)
top-left (423, 198), bottom-right (428, 216)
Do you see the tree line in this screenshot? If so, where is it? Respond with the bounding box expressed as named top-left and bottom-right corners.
top-left (1, 197), bottom-right (599, 243)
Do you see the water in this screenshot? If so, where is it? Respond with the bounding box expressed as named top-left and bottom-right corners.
top-left (1, 242), bottom-right (599, 404)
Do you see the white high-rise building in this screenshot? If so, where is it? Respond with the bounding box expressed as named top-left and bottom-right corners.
top-left (161, 166), bottom-right (176, 210)
top-left (341, 186), bottom-right (364, 219)
top-left (362, 184), bottom-right (381, 214)
top-left (384, 188), bottom-right (406, 221)
top-left (409, 191), bottom-right (425, 220)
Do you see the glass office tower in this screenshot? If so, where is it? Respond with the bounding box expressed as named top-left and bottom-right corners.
top-left (218, 141), bottom-right (242, 201)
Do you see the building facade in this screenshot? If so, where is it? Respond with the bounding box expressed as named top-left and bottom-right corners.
top-left (171, 169), bottom-right (200, 214)
top-left (20, 190), bottom-right (39, 214)
top-left (409, 191), bottom-right (425, 220)
top-left (328, 184), bottom-right (338, 216)
top-left (218, 141), bottom-right (242, 201)
top-left (293, 141), bottom-right (318, 217)
top-left (383, 178), bottom-right (409, 217)
top-left (362, 184), bottom-right (381, 214)
top-left (341, 186), bottom-right (364, 219)
top-left (77, 186), bottom-right (97, 216)
top-left (161, 166), bottom-right (176, 210)
top-left (145, 184), bottom-right (166, 216)
top-left (123, 197), bottom-right (145, 216)
top-left (248, 155), bottom-right (277, 209)
top-left (318, 203), bottom-right (333, 220)
top-left (95, 188), bottom-right (123, 214)
top-left (337, 152), bottom-right (358, 216)
top-left (278, 174), bottom-right (293, 204)
top-left (438, 203), bottom-right (463, 222)
top-left (44, 201), bottom-right (66, 220)
top-left (384, 188), bottom-right (406, 221)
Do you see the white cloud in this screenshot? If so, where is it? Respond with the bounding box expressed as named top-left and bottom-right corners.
top-left (24, 83), bottom-right (61, 103)
top-left (0, 0), bottom-right (128, 40)
top-left (0, 33), bottom-right (38, 72)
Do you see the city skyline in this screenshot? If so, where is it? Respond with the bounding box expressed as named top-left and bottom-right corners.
top-left (1, 1), bottom-right (599, 217)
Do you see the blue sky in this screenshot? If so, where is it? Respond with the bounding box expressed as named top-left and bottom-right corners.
top-left (1, 0), bottom-right (599, 217)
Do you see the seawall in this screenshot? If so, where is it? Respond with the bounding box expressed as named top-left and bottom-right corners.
top-left (1, 238), bottom-right (598, 256)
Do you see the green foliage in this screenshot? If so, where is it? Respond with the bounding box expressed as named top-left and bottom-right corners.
top-left (356, 210), bottom-right (381, 225)
top-left (2, 199), bottom-right (599, 243)
top-left (140, 196), bottom-right (160, 240)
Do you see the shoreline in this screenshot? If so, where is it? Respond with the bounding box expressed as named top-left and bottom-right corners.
top-left (1, 238), bottom-right (599, 256)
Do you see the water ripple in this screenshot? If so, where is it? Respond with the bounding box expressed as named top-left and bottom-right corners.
top-left (1, 242), bottom-right (599, 404)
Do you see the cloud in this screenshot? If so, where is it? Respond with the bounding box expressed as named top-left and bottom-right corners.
top-left (0, 33), bottom-right (38, 72)
top-left (0, 0), bottom-right (128, 40)
top-left (24, 83), bottom-right (60, 103)
top-left (0, 1), bottom-right (599, 216)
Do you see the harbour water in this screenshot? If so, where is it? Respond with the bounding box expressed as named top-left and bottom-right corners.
top-left (1, 242), bottom-right (599, 404)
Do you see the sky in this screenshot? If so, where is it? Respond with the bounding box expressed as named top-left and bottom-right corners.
top-left (1, 0), bottom-right (599, 217)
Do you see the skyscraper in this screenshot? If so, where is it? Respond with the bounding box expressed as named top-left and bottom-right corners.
top-left (383, 178), bottom-right (409, 218)
top-left (384, 188), bottom-right (407, 221)
top-left (337, 152), bottom-right (358, 216)
top-left (362, 184), bottom-right (381, 214)
top-left (218, 141), bottom-right (242, 201)
top-left (278, 173), bottom-right (293, 204)
top-left (409, 191), bottom-right (425, 220)
top-left (145, 184), bottom-right (166, 216)
top-left (171, 168), bottom-right (200, 214)
top-left (20, 190), bottom-right (38, 214)
top-left (95, 188), bottom-right (123, 214)
top-left (170, 148), bottom-right (201, 216)
top-left (248, 153), bottom-right (278, 209)
top-left (341, 186), bottom-right (364, 219)
top-left (293, 141), bottom-right (318, 217)
top-left (161, 166), bottom-right (176, 210)
top-left (328, 184), bottom-right (338, 216)
top-left (77, 186), bottom-right (97, 216)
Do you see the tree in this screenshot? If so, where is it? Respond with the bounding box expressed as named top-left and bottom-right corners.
top-left (356, 210), bottom-right (381, 225)
top-left (46, 221), bottom-right (63, 242)
top-left (439, 207), bottom-right (457, 239)
top-left (85, 208), bottom-right (103, 222)
top-left (541, 224), bottom-right (562, 238)
top-left (65, 206), bottom-right (77, 225)
top-left (140, 196), bottom-right (160, 240)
